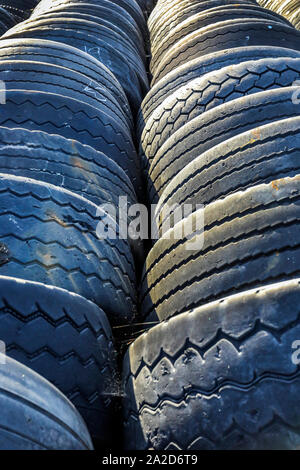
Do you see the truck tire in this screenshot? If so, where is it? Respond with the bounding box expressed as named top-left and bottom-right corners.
top-left (0, 89), bottom-right (141, 195)
top-left (33, 0), bottom-right (147, 38)
top-left (141, 175), bottom-right (300, 321)
top-left (0, 174), bottom-right (136, 325)
top-left (0, 38), bottom-right (132, 126)
top-left (0, 276), bottom-right (118, 444)
top-left (2, 23), bottom-right (148, 112)
top-left (0, 126), bottom-right (136, 215)
top-left (150, 7), bottom-right (290, 72)
top-left (0, 60), bottom-right (131, 133)
top-left (137, 46), bottom-right (300, 138)
top-left (152, 20), bottom-right (300, 82)
top-left (124, 279), bottom-right (300, 450)
top-left (156, 117), bottom-right (300, 230)
top-left (0, 356), bottom-right (93, 449)
top-left (147, 87), bottom-right (300, 201)
top-left (141, 57), bottom-right (300, 170)
top-left (149, 0), bottom-right (259, 46)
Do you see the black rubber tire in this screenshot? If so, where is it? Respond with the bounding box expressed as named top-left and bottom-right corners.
top-left (0, 126), bottom-right (142, 258)
top-left (0, 355), bottom-right (93, 449)
top-left (141, 175), bottom-right (300, 321)
top-left (4, 16), bottom-right (147, 77)
top-left (0, 20), bottom-right (12, 35)
top-left (156, 117), bottom-right (300, 230)
top-left (0, 126), bottom-right (136, 211)
top-left (137, 46), bottom-right (300, 139)
top-left (135, 0), bottom-right (154, 16)
top-left (31, 11), bottom-right (145, 60)
top-left (2, 24), bottom-right (148, 113)
top-left (124, 279), bottom-right (300, 450)
top-left (141, 57), bottom-right (300, 170)
top-left (0, 3), bottom-right (30, 21)
top-left (149, 0), bottom-right (258, 45)
top-left (0, 38), bottom-right (132, 125)
top-left (289, 5), bottom-right (300, 29)
top-left (150, 6), bottom-right (291, 73)
top-left (147, 87), bottom-right (300, 202)
top-left (148, 0), bottom-right (254, 38)
top-left (0, 60), bottom-right (131, 133)
top-left (0, 174), bottom-right (136, 325)
top-left (152, 20), bottom-right (300, 83)
top-left (1, 0), bottom-right (38, 9)
top-left (0, 276), bottom-right (118, 444)
top-left (33, 0), bottom-right (148, 38)
top-left (30, 2), bottom-right (145, 56)
top-left (0, 5), bottom-right (16, 27)
top-left (0, 89), bottom-right (141, 195)
top-left (11, 14), bottom-right (146, 66)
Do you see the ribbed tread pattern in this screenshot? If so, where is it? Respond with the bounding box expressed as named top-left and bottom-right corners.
top-left (156, 117), bottom-right (300, 229)
top-left (0, 174), bottom-right (137, 325)
top-left (0, 276), bottom-right (118, 442)
top-left (147, 87), bottom-right (300, 201)
top-left (141, 176), bottom-right (300, 321)
top-left (123, 279), bottom-right (300, 449)
top-left (0, 355), bottom-right (93, 449)
top-left (0, 89), bottom-right (141, 194)
top-left (153, 20), bottom-right (300, 83)
top-left (141, 58), bottom-right (300, 169)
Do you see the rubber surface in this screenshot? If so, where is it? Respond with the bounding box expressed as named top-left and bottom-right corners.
top-left (0, 355), bottom-right (93, 449)
top-left (156, 117), bottom-right (300, 229)
top-left (137, 46), bottom-right (300, 138)
top-left (0, 38), bottom-right (132, 125)
top-left (124, 279), bottom-right (300, 449)
top-left (0, 59), bottom-right (131, 133)
top-left (0, 174), bottom-right (137, 325)
top-left (150, 7), bottom-right (290, 73)
top-left (147, 87), bottom-right (300, 201)
top-left (2, 20), bottom-right (148, 112)
top-left (0, 89), bottom-right (141, 195)
top-left (150, 4), bottom-right (291, 68)
top-left (152, 20), bottom-right (300, 83)
top-left (0, 276), bottom-right (118, 443)
top-left (141, 175), bottom-right (300, 321)
top-left (141, 57), bottom-right (300, 170)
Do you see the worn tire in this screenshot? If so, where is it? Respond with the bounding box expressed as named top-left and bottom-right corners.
top-left (0, 174), bottom-right (136, 325)
top-left (137, 46), bottom-right (300, 138)
top-left (141, 175), bottom-right (300, 321)
top-left (9, 15), bottom-right (146, 68)
top-left (33, 0), bottom-right (148, 38)
top-left (150, 6), bottom-right (290, 72)
top-left (0, 126), bottom-right (136, 210)
top-left (30, 2), bottom-right (145, 56)
top-left (0, 89), bottom-right (141, 195)
top-left (124, 279), bottom-right (300, 450)
top-left (2, 21), bottom-right (148, 112)
top-left (152, 20), bottom-right (300, 82)
top-left (0, 276), bottom-right (118, 444)
top-left (147, 87), bottom-right (300, 201)
top-left (0, 355), bottom-right (93, 449)
top-left (149, 0), bottom-right (259, 46)
top-left (0, 60), bottom-right (131, 133)
top-left (156, 117), bottom-right (300, 229)
top-left (0, 126), bottom-right (142, 257)
top-left (141, 57), bottom-right (300, 169)
top-left (0, 38), bottom-right (132, 126)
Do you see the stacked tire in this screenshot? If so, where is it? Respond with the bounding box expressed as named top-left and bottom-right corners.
top-left (0, 0), bottom-right (37, 25)
top-left (123, 0), bottom-right (300, 450)
top-left (0, 0), bottom-right (148, 449)
top-left (258, 0), bottom-right (300, 29)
